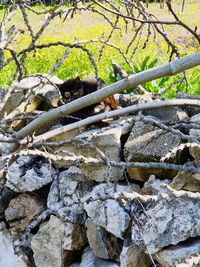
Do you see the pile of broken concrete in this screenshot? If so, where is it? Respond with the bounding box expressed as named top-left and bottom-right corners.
top-left (0, 76), bottom-right (200, 267)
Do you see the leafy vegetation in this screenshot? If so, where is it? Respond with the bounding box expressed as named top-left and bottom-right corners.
top-left (0, 1), bottom-right (200, 98)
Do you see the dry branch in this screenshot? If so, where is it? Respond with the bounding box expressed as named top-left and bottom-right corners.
top-left (11, 148), bottom-right (200, 175)
top-left (22, 99), bottom-right (200, 146)
top-left (9, 51), bottom-right (200, 143)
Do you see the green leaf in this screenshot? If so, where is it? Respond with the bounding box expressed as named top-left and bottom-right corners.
top-left (148, 58), bottom-right (158, 68)
top-left (134, 64), bottom-right (140, 73)
top-left (141, 55), bottom-right (150, 71)
top-left (158, 76), bottom-right (170, 87)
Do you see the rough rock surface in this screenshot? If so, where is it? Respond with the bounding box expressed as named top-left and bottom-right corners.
top-left (189, 128), bottom-right (200, 141)
top-left (176, 92), bottom-right (200, 116)
top-left (119, 94), bottom-right (188, 124)
top-left (131, 177), bottom-right (200, 253)
top-left (170, 171), bottom-right (200, 192)
top-left (118, 93), bottom-right (153, 107)
top-left (31, 215), bottom-right (87, 267)
top-left (189, 143), bottom-right (200, 166)
top-left (124, 121), bottom-right (180, 180)
top-left (70, 247), bottom-right (120, 267)
top-left (190, 113), bottom-right (200, 124)
top-left (1, 76), bottom-right (200, 267)
top-left (48, 166), bottom-right (94, 223)
top-left (143, 106), bottom-right (188, 124)
top-left (156, 239), bottom-right (200, 267)
top-left (0, 158), bottom-right (18, 213)
top-left (84, 183), bottom-right (135, 239)
top-left (6, 155), bottom-right (57, 192)
top-left (5, 193), bottom-right (46, 235)
top-left (0, 228), bottom-right (31, 267)
top-left (85, 199), bottom-right (130, 239)
top-left (86, 219), bottom-right (121, 261)
top-left (120, 242), bottom-right (151, 267)
top-left (53, 119), bottom-right (133, 182)
top-left (0, 185), bottom-right (17, 217)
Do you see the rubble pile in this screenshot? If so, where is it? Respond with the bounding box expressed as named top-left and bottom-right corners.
top-left (0, 76), bottom-right (200, 267)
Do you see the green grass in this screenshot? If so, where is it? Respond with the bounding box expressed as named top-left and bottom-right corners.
top-left (0, 1), bottom-right (200, 98)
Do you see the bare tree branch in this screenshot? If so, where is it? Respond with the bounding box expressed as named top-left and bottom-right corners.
top-left (7, 51), bottom-right (200, 145)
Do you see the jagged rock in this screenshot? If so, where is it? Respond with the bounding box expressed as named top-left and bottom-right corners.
top-left (156, 239), bottom-right (200, 267)
top-left (47, 166), bottom-right (94, 223)
top-left (5, 193), bottom-right (45, 235)
top-left (73, 247), bottom-right (120, 267)
top-left (0, 75), bottom-right (62, 133)
top-left (85, 198), bottom-right (130, 239)
top-left (124, 121), bottom-right (181, 181)
top-left (143, 106), bottom-right (188, 124)
top-left (0, 77), bottom-right (41, 120)
top-left (190, 113), bottom-right (200, 124)
top-left (86, 219), bottom-right (121, 261)
top-left (0, 221), bottom-right (6, 230)
top-left (6, 155), bottom-right (57, 192)
top-left (170, 171), bottom-right (200, 192)
top-left (131, 177), bottom-right (200, 253)
top-left (189, 129), bottom-right (200, 141)
top-left (176, 93), bottom-right (200, 116)
top-left (118, 95), bottom-right (188, 124)
top-left (118, 93), bottom-right (153, 107)
top-left (0, 229), bottom-right (31, 266)
top-left (53, 118), bottom-right (133, 182)
top-left (84, 183), bottom-right (135, 239)
top-left (189, 143), bottom-right (200, 166)
top-left (0, 158), bottom-right (18, 217)
top-left (0, 75), bottom-right (62, 117)
top-left (0, 186), bottom-right (17, 217)
top-left (37, 78), bottom-right (62, 108)
top-left (120, 241), bottom-right (151, 267)
top-left (31, 215), bottom-right (86, 267)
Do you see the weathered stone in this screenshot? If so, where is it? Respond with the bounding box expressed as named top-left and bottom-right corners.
top-left (190, 113), bottom-right (200, 124)
top-left (124, 121), bottom-right (181, 181)
top-left (5, 193), bottom-right (45, 235)
top-left (180, 256), bottom-right (200, 267)
top-left (47, 167), bottom-right (94, 223)
top-left (170, 171), bottom-right (200, 192)
top-left (131, 177), bottom-right (200, 253)
top-left (0, 75), bottom-right (62, 132)
top-left (120, 241), bottom-right (151, 267)
top-left (84, 183), bottom-right (133, 239)
top-left (0, 221), bottom-right (6, 230)
top-left (156, 239), bottom-right (200, 267)
top-left (31, 215), bottom-right (87, 267)
top-left (143, 106), bottom-right (188, 124)
top-left (6, 155), bottom-right (57, 192)
top-left (189, 128), bottom-right (200, 141)
top-left (53, 119), bottom-right (133, 182)
top-left (189, 143), bottom-right (200, 166)
top-left (0, 229), bottom-right (31, 266)
top-left (0, 186), bottom-right (17, 217)
top-left (77, 247), bottom-right (120, 267)
top-left (119, 93), bottom-right (153, 107)
top-left (38, 81), bottom-right (61, 108)
top-left (86, 219), bottom-right (121, 261)
top-left (85, 198), bottom-right (130, 239)
top-left (0, 77), bottom-right (41, 120)
top-left (176, 93), bottom-right (200, 116)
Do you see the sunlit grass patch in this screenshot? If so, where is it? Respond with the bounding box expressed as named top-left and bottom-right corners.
top-left (0, 2), bottom-right (200, 96)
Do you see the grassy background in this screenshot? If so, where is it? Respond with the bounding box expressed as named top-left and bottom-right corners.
top-left (0, 0), bottom-right (200, 97)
